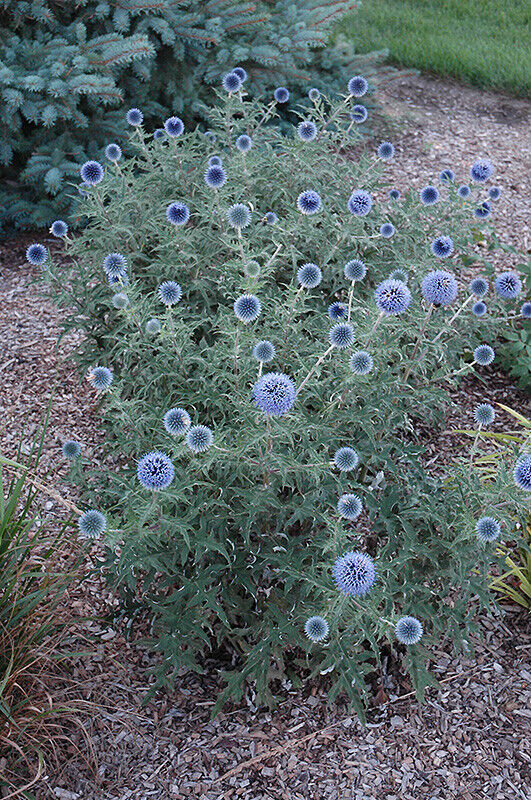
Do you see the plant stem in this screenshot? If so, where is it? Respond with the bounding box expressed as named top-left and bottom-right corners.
top-left (402, 304), bottom-right (434, 383)
top-left (297, 345), bottom-right (334, 396)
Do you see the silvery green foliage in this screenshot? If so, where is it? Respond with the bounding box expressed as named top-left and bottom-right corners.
top-left (45, 87), bottom-right (524, 716)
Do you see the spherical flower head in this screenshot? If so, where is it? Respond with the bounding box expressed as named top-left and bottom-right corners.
top-left (395, 616), bottom-right (423, 645)
top-left (472, 301), bottom-right (487, 316)
top-left (470, 159), bottom-right (493, 183)
top-left (208, 155), bottom-right (222, 167)
top-left (521, 302), bottom-right (531, 319)
top-left (469, 277), bottom-right (489, 297)
top-left (222, 72), bottom-right (242, 92)
top-left (513, 455), bottom-right (531, 491)
top-left (204, 165), bottom-right (227, 189)
top-left (26, 243), bottom-right (47, 266)
top-left (419, 185), bottom-right (439, 205)
top-left (328, 302), bottom-right (347, 320)
top-left (159, 281), bottom-right (182, 306)
top-left (164, 116), bottom-right (184, 137)
top-left (103, 252), bottom-right (128, 278)
top-left (304, 616), bottom-right (329, 642)
top-left (186, 425), bottom-right (213, 454)
top-left (112, 292), bottom-right (129, 310)
top-left (389, 269), bottom-right (408, 283)
top-left (421, 269), bottom-right (458, 306)
top-left (253, 372), bottom-right (295, 416)
top-left (227, 203), bottom-right (251, 229)
top-left (145, 318), bottom-right (161, 335)
top-left (50, 220), bottom-right (68, 237)
top-left (380, 223), bottom-right (395, 239)
top-left (253, 340), bottom-right (276, 363)
top-left (108, 273), bottom-right (129, 287)
top-left (78, 182), bottom-right (90, 198)
top-left (297, 121), bottom-right (317, 141)
top-left (78, 509), bottom-right (106, 539)
top-left (137, 451), bottom-right (174, 490)
top-left (333, 551), bottom-right (376, 597)
top-left (334, 447), bottom-right (359, 472)
top-left (473, 344), bottom-right (495, 365)
top-left (89, 366), bottom-right (113, 390)
top-left (232, 66), bottom-right (248, 82)
top-left (62, 441), bottom-right (81, 460)
top-left (80, 160), bottom-right (104, 185)
top-left (244, 260), bottom-right (261, 279)
top-left (297, 262), bottom-right (322, 288)
top-left (474, 403), bottom-right (495, 426)
top-left (337, 493), bottom-right (363, 520)
top-left (329, 323), bottom-right (354, 349)
top-left (457, 184), bottom-right (471, 198)
top-left (430, 236), bottom-right (454, 258)
top-left (105, 143), bottom-right (122, 162)
top-left (164, 407), bottom-right (191, 436)
top-left (476, 516), bottom-right (501, 542)
top-left (388, 189), bottom-right (401, 200)
top-left (166, 202), bottom-right (190, 226)
top-left (297, 190), bottom-right (321, 215)
top-left (235, 134), bottom-right (252, 152)
top-left (203, 130), bottom-right (216, 143)
top-left (348, 190), bottom-right (372, 216)
top-left (153, 129), bottom-right (165, 140)
top-left (308, 88), bottom-right (321, 102)
top-left (347, 75), bottom-right (368, 97)
top-left (439, 169), bottom-right (455, 183)
top-left (265, 211), bottom-right (278, 225)
top-left (350, 350), bottom-right (373, 375)
top-left (349, 104), bottom-right (368, 123)
top-left (494, 271), bottom-right (522, 299)
top-left (274, 86), bottom-right (289, 103)
top-left (377, 141), bottom-right (394, 160)
top-left (375, 279), bottom-right (411, 315)
top-left (234, 293), bottom-right (261, 322)
top-left (126, 107), bottom-right (143, 126)
top-left (489, 186), bottom-right (501, 200)
top-left (474, 201), bottom-right (491, 219)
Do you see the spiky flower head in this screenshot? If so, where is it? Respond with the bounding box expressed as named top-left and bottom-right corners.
top-left (457, 185), bottom-right (471, 198)
top-left (26, 243), bottom-right (47, 266)
top-left (89, 366), bottom-right (113, 390)
top-left (105, 143), bottom-right (122, 162)
top-left (472, 301), bottom-right (487, 316)
top-left (377, 141), bottom-right (394, 159)
top-left (102, 252), bottom-right (127, 277)
top-left (208, 155), bottom-right (222, 167)
top-left (232, 66), bottom-right (248, 82)
top-left (375, 279), bottom-right (411, 315)
top-left (337, 493), bottom-right (363, 520)
top-left (297, 262), bottom-right (322, 288)
top-left (421, 270), bottom-right (458, 306)
top-left (153, 129), bottom-right (165, 140)
top-left (488, 186), bottom-right (501, 200)
top-left (297, 190), bottom-right (322, 215)
top-left (234, 294), bottom-right (261, 322)
top-left (186, 425), bottom-right (213, 454)
top-left (274, 86), bottom-right (289, 103)
top-left (236, 134), bottom-right (252, 152)
top-left (514, 455), bottom-right (531, 491)
top-left (476, 517), bottom-right (501, 542)
top-left (164, 116), bottom-right (184, 137)
top-left (145, 318), bottom-right (161, 335)
top-left (159, 281), bottom-right (182, 306)
top-left (80, 160), bottom-right (104, 185)
top-left (380, 223), bottom-right (395, 238)
top-left (328, 302), bottom-right (348, 320)
top-left (350, 350), bottom-right (373, 375)
top-left (473, 344), bottom-right (495, 365)
top-left (50, 220), bottom-right (68, 237)
top-left (253, 340), bottom-right (276, 363)
top-left (126, 107), bottom-right (143, 126)
top-left (344, 259), bottom-right (366, 281)
top-left (329, 323), bottom-right (354, 349)
top-left (244, 260), bottom-right (261, 279)
top-left (137, 451), bottom-right (174, 490)
top-left (222, 72), bottom-right (242, 92)
top-left (349, 104), bottom-right (368, 123)
top-left (395, 616), bottom-right (423, 645)
top-left (304, 616), bottom-right (329, 642)
top-left (348, 190), bottom-right (372, 216)
top-left (474, 403), bottom-right (495, 426)
top-left (227, 203), bottom-right (251, 229)
top-left (203, 130), bottom-right (216, 142)
top-left (474, 201), bottom-right (491, 218)
top-left (389, 269), bottom-right (408, 283)
top-left (78, 509), bottom-right (106, 539)
top-left (253, 372), bottom-right (296, 416)
top-left (521, 302), bottom-right (531, 318)
top-left (430, 236), bottom-right (453, 258)
top-left (297, 121), bottom-right (317, 141)
top-left (469, 277), bottom-right (489, 297)
top-left (62, 441), bottom-right (81, 459)
top-left (494, 271), bottom-right (522, 299)
top-left (166, 202), bottom-right (190, 225)
top-left (419, 185), bottom-right (439, 205)
top-left (112, 292), bottom-right (129, 310)
top-left (347, 75), bottom-right (368, 97)
top-left (334, 447), bottom-right (359, 472)
top-left (308, 87), bottom-right (321, 101)
top-left (265, 211), bottom-right (278, 225)
top-left (164, 407), bottom-right (191, 435)
top-left (439, 168), bottom-right (455, 183)
top-left (204, 164), bottom-right (227, 188)
top-left (470, 159), bottom-right (493, 183)
top-left (108, 273), bottom-right (129, 287)
top-left (333, 551), bottom-right (376, 597)
top-left (388, 189), bottom-right (401, 200)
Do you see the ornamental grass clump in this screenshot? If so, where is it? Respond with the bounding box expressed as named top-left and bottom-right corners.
top-left (39, 79), bottom-right (526, 715)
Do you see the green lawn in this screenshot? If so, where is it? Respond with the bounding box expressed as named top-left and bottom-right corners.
top-left (338, 0), bottom-right (530, 96)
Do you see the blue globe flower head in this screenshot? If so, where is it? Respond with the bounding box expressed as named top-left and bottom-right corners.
top-left (164, 116), bottom-right (184, 137)
top-left (78, 181), bottom-right (91, 198)
top-left (244, 260), bottom-right (261, 279)
top-left (388, 189), bottom-right (401, 200)
top-left (236, 134), bottom-right (252, 152)
top-left (329, 323), bottom-right (355, 349)
top-left (145, 318), bottom-right (161, 335)
top-left (89, 366), bottom-right (113, 391)
top-left (380, 223), bottom-right (395, 238)
top-left (297, 120), bottom-right (318, 141)
top-left (495, 271), bottom-right (522, 299)
top-left (488, 186), bottom-right (501, 200)
top-left (377, 141), bottom-right (394, 160)
top-left (472, 301), bottom-right (487, 317)
top-left (457, 185), bottom-right (471, 198)
top-left (473, 344), bottom-right (495, 365)
top-left (222, 72), bottom-right (242, 92)
top-left (421, 269), bottom-right (458, 306)
top-left (204, 164), bottom-right (227, 188)
top-left (470, 158), bottom-right (493, 183)
top-left (337, 493), bottom-right (363, 520)
top-left (304, 616), bottom-right (329, 642)
top-left (137, 451), bottom-right (175, 490)
top-left (347, 75), bottom-right (368, 97)
top-left (62, 441), bottom-right (81, 460)
top-left (253, 340), bottom-right (276, 363)
top-left (389, 269), bottom-right (408, 283)
top-left (349, 104), bottom-right (368, 123)
top-left (419, 185), bottom-right (440, 205)
top-left (375, 279), bottom-right (411, 315)
top-left (227, 203), bottom-right (251, 229)
top-left (297, 262), bottom-right (322, 288)
top-left (274, 86), bottom-right (289, 103)
top-left (474, 403), bottom-right (495, 427)
top-left (476, 516), bottom-right (501, 542)
top-left (112, 292), bottom-right (129, 310)
top-left (105, 143), bottom-right (122, 162)
top-left (328, 302), bottom-right (348, 320)
top-left (348, 190), bottom-right (372, 216)
top-left (469, 277), bottom-right (489, 297)
top-left (50, 220), bottom-right (68, 237)
top-left (430, 236), bottom-right (454, 258)
top-left (350, 350), bottom-right (373, 375)
top-left (514, 455), bottom-right (531, 491)
top-left (474, 201), bottom-right (491, 219)
top-left (521, 302), bottom-right (531, 319)
top-left (344, 259), bottom-right (366, 282)
top-left (232, 66), bottom-right (248, 82)
top-left (234, 293), bottom-right (261, 322)
top-left (203, 130), bottom-right (217, 143)
top-left (102, 252), bottom-right (128, 277)
top-left (159, 281), bottom-right (182, 306)
top-left (208, 155), bottom-right (222, 167)
top-left (297, 190), bottom-right (321, 215)
top-left (80, 160), bottom-right (104, 185)
top-left (78, 509), bottom-right (106, 539)
top-left (439, 168), bottom-right (455, 183)
top-left (334, 447), bottom-right (359, 472)
top-left (308, 88), bottom-right (321, 102)
top-left (164, 407), bottom-right (191, 436)
top-left (153, 129), bottom-right (165, 140)
top-left (265, 211), bottom-right (278, 225)
top-left (108, 272), bottom-right (129, 287)
top-left (333, 550), bottom-right (376, 597)
top-left (26, 243), bottom-right (48, 266)
top-left (395, 616), bottom-right (423, 645)
top-left (186, 425), bottom-right (214, 454)
top-left (253, 372), bottom-right (296, 416)
top-left (126, 107), bottom-right (143, 126)
top-left (166, 202), bottom-right (190, 226)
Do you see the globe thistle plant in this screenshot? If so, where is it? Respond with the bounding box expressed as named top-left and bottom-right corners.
top-left (62, 441), bottom-right (81, 460)
top-left (232, 67), bottom-right (248, 83)
top-left (421, 270), bottom-right (458, 306)
top-left (344, 259), bottom-right (366, 282)
top-left (166, 202), bottom-right (190, 226)
top-left (80, 160), bottom-right (104, 185)
top-left (253, 372), bottom-right (296, 416)
top-left (389, 269), bottom-right (408, 283)
top-left (337, 493), bottom-right (363, 520)
top-left (472, 301), bottom-right (487, 317)
top-left (380, 223), bottom-right (395, 238)
top-left (488, 186), bottom-right (501, 200)
top-left (105, 143), bottom-right (122, 162)
top-left (469, 277), bottom-right (489, 297)
top-left (329, 323), bottom-right (354, 348)
top-left (204, 165), bottom-right (227, 188)
top-left (350, 350), bottom-right (373, 375)
top-left (328, 302), bottom-right (348, 320)
top-left (88, 366), bottom-right (113, 391)
top-left (474, 403), bottom-right (495, 427)
top-left (236, 134), bottom-right (253, 152)
top-left (494, 271), bottom-right (522, 300)
top-left (333, 551), bottom-right (376, 597)
top-left (334, 447), bottom-right (359, 472)
top-left (274, 87), bottom-right (289, 103)
top-left (145, 318), bottom-right (162, 335)
top-left (26, 243), bottom-right (48, 266)
top-left (348, 190), bottom-right (372, 216)
top-left (234, 294), bottom-right (261, 322)
top-left (475, 201), bottom-right (491, 219)
top-left (253, 341), bottom-right (276, 363)
top-left (222, 72), bottom-right (242, 93)
top-left (476, 517), bottom-right (501, 542)
top-left (513, 455), bottom-right (531, 491)
top-left (244, 261), bottom-right (261, 279)
top-left (439, 169), bottom-right (455, 183)
top-left (153, 129), bottom-right (165, 140)
top-left (164, 408), bottom-right (191, 436)
top-left (430, 236), bottom-right (454, 258)
top-left (388, 189), bottom-right (401, 200)
top-left (265, 212), bottom-right (278, 225)
top-left (103, 253), bottom-right (128, 277)
top-left (126, 108), bottom-right (143, 126)
top-left (50, 220), bottom-right (68, 237)
top-left (521, 302), bottom-right (531, 319)
top-left (473, 344), bottom-right (495, 365)
top-left (308, 88), bottom-right (321, 102)
top-left (137, 451), bottom-right (175, 490)
top-left (164, 116), bottom-right (184, 137)
top-left (159, 281), bottom-right (182, 306)
top-left (349, 104), bottom-right (368, 123)
top-left (208, 156), bottom-right (222, 167)
top-left (112, 292), bottom-right (129, 310)
top-left (347, 75), bottom-right (368, 97)
top-left (377, 141), bottom-right (394, 160)
top-left (297, 190), bottom-right (321, 215)
top-left (297, 263), bottom-right (322, 288)
top-left (304, 616), bottom-right (329, 642)
top-left (395, 616), bottom-right (423, 645)
top-left (419, 185), bottom-right (439, 205)
top-left (78, 509), bottom-right (106, 539)
top-left (186, 425), bottom-right (214, 454)
top-left (457, 185), bottom-right (471, 198)
top-left (374, 279), bottom-right (411, 315)
top-left (470, 159), bottom-right (493, 183)
top-left (297, 121), bottom-right (318, 141)
top-left (227, 203), bottom-right (252, 229)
